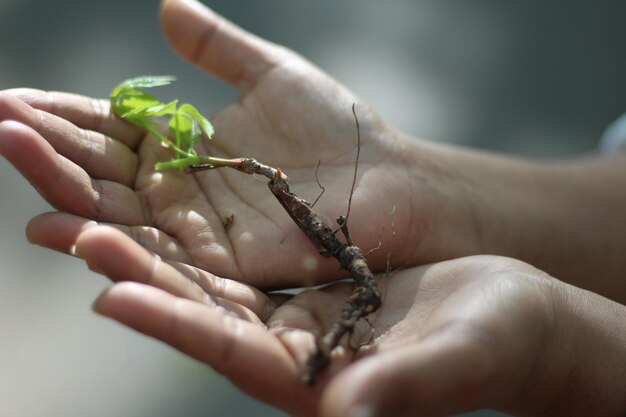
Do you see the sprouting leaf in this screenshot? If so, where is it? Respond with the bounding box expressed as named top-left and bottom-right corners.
top-left (119, 75), bottom-right (176, 89)
top-left (179, 103), bottom-right (214, 139)
top-left (143, 100), bottom-right (179, 118)
top-left (168, 109), bottom-right (196, 158)
top-left (110, 75), bottom-right (215, 171)
top-left (110, 76), bottom-right (177, 122)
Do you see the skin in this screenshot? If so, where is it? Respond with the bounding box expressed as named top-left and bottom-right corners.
top-left (1, 0), bottom-right (626, 297)
top-left (0, 0), bottom-right (625, 415)
top-left (77, 230), bottom-right (626, 417)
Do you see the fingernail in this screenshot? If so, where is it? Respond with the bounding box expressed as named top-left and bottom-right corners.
top-left (91, 297), bottom-right (103, 314)
top-left (80, 220), bottom-right (99, 232)
top-left (91, 289), bottom-right (108, 314)
top-left (85, 260), bottom-right (105, 275)
top-left (73, 220), bottom-right (99, 258)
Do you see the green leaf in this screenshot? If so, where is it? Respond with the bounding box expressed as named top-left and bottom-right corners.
top-left (143, 100), bottom-right (179, 118)
top-left (179, 103), bottom-right (214, 139)
top-left (168, 110), bottom-right (195, 157)
top-left (119, 75), bottom-right (176, 89)
top-left (110, 76), bottom-right (176, 119)
top-left (109, 75), bottom-right (216, 171)
top-left (112, 91), bottom-right (158, 120)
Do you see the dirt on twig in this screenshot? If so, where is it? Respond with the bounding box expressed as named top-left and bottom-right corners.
top-left (187, 105), bottom-right (381, 384)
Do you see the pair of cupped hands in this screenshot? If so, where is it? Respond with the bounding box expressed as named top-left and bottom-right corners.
top-left (1, 1), bottom-right (619, 417)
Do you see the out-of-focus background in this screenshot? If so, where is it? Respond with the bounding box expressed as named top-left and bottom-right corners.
top-left (1, 1), bottom-right (625, 416)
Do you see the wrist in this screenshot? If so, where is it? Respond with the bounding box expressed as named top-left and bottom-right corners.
top-left (518, 280), bottom-right (626, 416)
top-left (395, 135), bottom-right (626, 299)
top-left (377, 132), bottom-right (481, 266)
top-left (390, 135), bottom-right (531, 263)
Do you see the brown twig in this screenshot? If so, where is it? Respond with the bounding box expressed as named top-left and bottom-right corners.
top-left (311, 159), bottom-right (325, 208)
top-left (344, 103), bottom-right (361, 226)
top-left (386, 205), bottom-right (396, 275)
top-left (267, 173), bottom-right (380, 384)
top-left (186, 107), bottom-right (380, 384)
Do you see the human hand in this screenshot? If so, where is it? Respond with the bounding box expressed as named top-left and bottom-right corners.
top-left (0, 0), bottom-right (449, 289)
top-left (4, 0), bottom-right (626, 300)
top-left (69, 227), bottom-right (626, 417)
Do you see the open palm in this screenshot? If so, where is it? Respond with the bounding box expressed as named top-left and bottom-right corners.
top-left (0, 0), bottom-right (423, 289)
top-left (77, 227), bottom-right (553, 417)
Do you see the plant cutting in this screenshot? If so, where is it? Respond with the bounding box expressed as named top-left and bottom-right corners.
top-left (110, 75), bottom-right (382, 384)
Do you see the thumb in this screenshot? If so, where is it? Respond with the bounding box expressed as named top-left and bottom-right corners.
top-left (159, 0), bottom-right (293, 93)
top-left (320, 327), bottom-right (503, 417)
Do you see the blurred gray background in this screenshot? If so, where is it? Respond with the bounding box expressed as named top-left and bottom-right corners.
top-left (1, 1), bottom-right (625, 416)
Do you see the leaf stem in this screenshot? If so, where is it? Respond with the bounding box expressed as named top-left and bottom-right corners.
top-left (144, 124), bottom-right (191, 157)
top-left (159, 156), bottom-right (247, 172)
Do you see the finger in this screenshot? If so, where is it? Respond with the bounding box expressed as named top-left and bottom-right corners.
top-left (320, 325), bottom-right (500, 417)
top-left (27, 212), bottom-right (189, 263)
top-left (3, 88), bottom-right (145, 149)
top-left (76, 226), bottom-right (275, 320)
top-left (267, 285), bottom-right (354, 335)
top-left (27, 211), bottom-right (192, 263)
top-left (0, 92), bottom-right (137, 186)
top-left (0, 121), bottom-right (145, 226)
top-left (160, 0), bottom-right (294, 93)
top-left (26, 212), bottom-right (98, 255)
top-left (94, 282), bottom-right (315, 415)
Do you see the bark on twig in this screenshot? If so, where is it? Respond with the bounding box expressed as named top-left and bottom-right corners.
top-left (188, 158), bottom-right (381, 383)
top-left (186, 109), bottom-right (380, 384)
top-left (267, 172), bottom-right (381, 384)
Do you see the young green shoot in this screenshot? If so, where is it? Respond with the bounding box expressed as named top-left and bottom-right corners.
top-left (109, 76), bottom-right (380, 385)
top-left (110, 75), bottom-right (227, 171)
